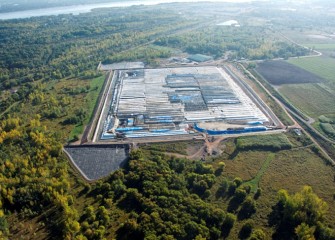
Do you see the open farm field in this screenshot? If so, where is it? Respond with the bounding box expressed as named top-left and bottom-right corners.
top-left (279, 83), bottom-right (335, 118)
top-left (256, 60), bottom-right (324, 85)
top-left (241, 66), bottom-right (294, 126)
top-left (288, 56), bottom-right (335, 83)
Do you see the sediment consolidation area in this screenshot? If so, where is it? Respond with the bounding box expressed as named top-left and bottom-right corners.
top-left (95, 66), bottom-right (276, 141)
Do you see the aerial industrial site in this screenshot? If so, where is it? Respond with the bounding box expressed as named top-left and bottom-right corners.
top-left (93, 65), bottom-right (279, 142)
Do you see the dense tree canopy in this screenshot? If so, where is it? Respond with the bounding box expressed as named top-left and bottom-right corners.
top-left (270, 186), bottom-right (335, 240)
top-left (93, 151), bottom-right (227, 239)
top-left (0, 116), bottom-right (79, 238)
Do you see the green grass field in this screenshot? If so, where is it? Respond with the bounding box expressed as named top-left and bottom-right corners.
top-left (282, 56), bottom-right (335, 140)
top-left (140, 141), bottom-right (188, 155)
top-left (279, 83), bottom-right (335, 118)
top-left (236, 134), bottom-right (292, 151)
top-left (209, 135), bottom-right (335, 239)
top-left (288, 56), bottom-right (335, 83)
top-left (243, 153), bottom-right (275, 192)
top-left (320, 122), bottom-right (335, 136)
top-left (302, 43), bottom-right (335, 50)
top-left (259, 147), bottom-right (335, 230)
top-left (69, 75), bottom-right (105, 140)
top-left (313, 121), bottom-right (335, 141)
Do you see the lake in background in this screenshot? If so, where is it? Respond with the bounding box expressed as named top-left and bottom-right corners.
top-left (0, 0), bottom-right (255, 20)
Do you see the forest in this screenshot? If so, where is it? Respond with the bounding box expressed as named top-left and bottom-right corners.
top-left (2, 134), bottom-right (334, 239)
top-left (154, 27), bottom-right (308, 60)
top-left (1, 1), bottom-right (335, 239)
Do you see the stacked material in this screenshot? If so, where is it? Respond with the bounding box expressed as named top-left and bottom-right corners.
top-left (100, 66), bottom-right (269, 139)
top-left (117, 77), bottom-right (146, 115)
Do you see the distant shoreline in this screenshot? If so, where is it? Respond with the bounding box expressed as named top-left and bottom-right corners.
top-left (0, 0), bottom-right (255, 20)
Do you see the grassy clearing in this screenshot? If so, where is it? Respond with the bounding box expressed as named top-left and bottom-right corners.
top-left (303, 43), bottom-right (335, 50)
top-left (210, 139), bottom-right (268, 182)
top-left (243, 153), bottom-right (275, 192)
top-left (149, 44), bottom-right (180, 53)
top-left (210, 135), bottom-right (335, 238)
top-left (313, 113), bottom-right (335, 141)
top-left (279, 83), bottom-right (335, 118)
top-left (312, 122), bottom-right (331, 140)
top-left (260, 148), bottom-right (335, 227)
top-left (320, 123), bottom-right (335, 136)
top-left (296, 115), bottom-right (335, 161)
top-left (140, 141), bottom-right (188, 155)
top-left (319, 115), bottom-right (333, 123)
top-left (236, 134), bottom-right (292, 151)
top-left (69, 75), bottom-right (105, 140)
top-left (288, 56), bottom-right (335, 83)
top-left (286, 129), bottom-right (313, 147)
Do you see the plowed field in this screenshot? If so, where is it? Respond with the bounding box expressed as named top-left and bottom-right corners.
top-left (256, 60), bottom-right (324, 85)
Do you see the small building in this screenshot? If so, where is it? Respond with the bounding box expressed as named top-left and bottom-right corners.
top-left (293, 128), bottom-right (302, 136)
top-left (187, 54), bottom-right (213, 63)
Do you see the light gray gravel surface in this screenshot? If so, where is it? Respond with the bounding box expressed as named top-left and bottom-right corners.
top-left (65, 145), bottom-right (128, 180)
